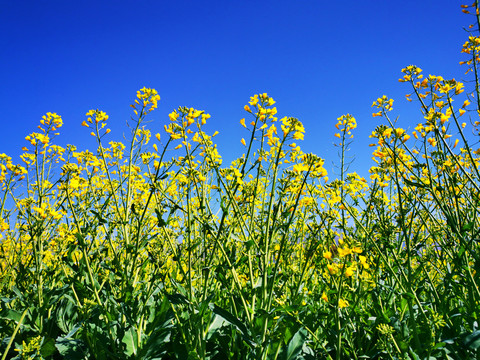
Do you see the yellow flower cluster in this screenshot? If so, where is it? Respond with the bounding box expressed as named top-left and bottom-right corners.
top-left (371, 95), bottom-right (394, 117)
top-left (134, 87), bottom-right (161, 113)
top-left (334, 114), bottom-right (356, 139)
top-left (0, 153), bottom-right (26, 184)
top-left (83, 109), bottom-right (111, 137)
top-left (398, 65), bottom-right (423, 82)
top-left (280, 117), bottom-right (305, 141)
top-left (245, 93), bottom-right (278, 122)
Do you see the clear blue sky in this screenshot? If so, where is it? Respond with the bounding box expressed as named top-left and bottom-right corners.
top-left (0, 0), bottom-right (471, 179)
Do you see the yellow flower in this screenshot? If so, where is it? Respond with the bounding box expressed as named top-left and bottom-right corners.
top-left (359, 255), bottom-right (370, 269)
top-left (293, 163), bottom-right (309, 173)
top-left (395, 128), bottom-right (405, 137)
top-left (0, 219), bottom-right (8, 231)
top-left (345, 266), bottom-right (355, 277)
top-left (337, 246), bottom-right (353, 257)
top-left (327, 264), bottom-right (338, 275)
top-left (70, 178), bottom-right (80, 189)
top-left (382, 128), bottom-right (393, 138)
top-left (293, 132), bottom-right (304, 140)
top-left (352, 246), bottom-right (362, 253)
top-left (338, 299), bottom-right (349, 308)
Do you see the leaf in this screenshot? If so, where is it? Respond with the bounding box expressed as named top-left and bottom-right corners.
top-left (122, 326), bottom-right (138, 356)
top-left (138, 327), bottom-right (171, 359)
top-left (0, 309), bottom-right (22, 323)
top-left (463, 330), bottom-right (480, 350)
top-left (402, 292), bottom-right (415, 300)
top-left (40, 337), bottom-right (56, 357)
top-left (55, 337), bottom-right (88, 359)
top-left (155, 208), bottom-right (167, 227)
top-left (284, 328), bottom-right (308, 360)
top-left (206, 314), bottom-right (226, 340)
top-left (90, 210), bottom-right (107, 224)
top-left (408, 348), bottom-right (421, 360)
top-left (167, 293), bottom-right (190, 306)
top-left (403, 178), bottom-right (426, 189)
top-left (209, 304), bottom-right (255, 347)
top-left (461, 221), bottom-right (474, 234)
top-left (65, 323), bottom-right (83, 338)
top-left (74, 232), bottom-right (85, 246)
top-left (432, 342), bottom-right (446, 350)
top-left (55, 297), bottom-right (78, 333)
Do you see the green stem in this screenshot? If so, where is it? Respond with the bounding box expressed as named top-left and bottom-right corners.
top-left (1, 308), bottom-right (28, 360)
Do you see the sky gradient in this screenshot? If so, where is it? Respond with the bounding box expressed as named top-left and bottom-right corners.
top-left (0, 0), bottom-right (472, 179)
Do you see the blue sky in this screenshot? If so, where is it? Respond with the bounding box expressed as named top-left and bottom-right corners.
top-left (0, 0), bottom-right (472, 179)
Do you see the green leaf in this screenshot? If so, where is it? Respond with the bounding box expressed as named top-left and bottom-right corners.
top-left (138, 327), bottom-right (171, 359)
top-left (155, 208), bottom-right (167, 227)
top-left (167, 292), bottom-right (190, 306)
top-left (402, 292), bottom-right (415, 300)
top-left (74, 232), bottom-right (85, 246)
top-left (56, 337), bottom-right (87, 359)
top-left (461, 221), bottom-right (474, 234)
top-left (463, 330), bottom-right (480, 350)
top-left (403, 178), bottom-right (426, 189)
top-left (209, 304), bottom-right (255, 347)
top-left (206, 314), bottom-right (226, 340)
top-left (40, 337), bottom-right (56, 357)
top-left (284, 328), bottom-right (308, 360)
top-left (0, 309), bottom-right (22, 323)
top-left (55, 296), bottom-right (78, 333)
top-left (408, 348), bottom-right (421, 360)
top-left (122, 326), bottom-right (138, 356)
top-left (90, 210), bottom-right (107, 224)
